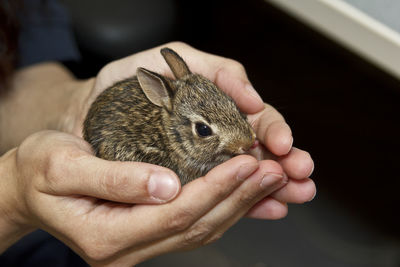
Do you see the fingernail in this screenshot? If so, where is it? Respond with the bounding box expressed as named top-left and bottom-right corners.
top-left (309, 188), bottom-right (317, 202)
top-left (289, 136), bottom-right (294, 148)
top-left (308, 163), bottom-right (315, 177)
top-left (245, 83), bottom-right (263, 103)
top-left (283, 172), bottom-right (289, 183)
top-left (260, 173), bottom-right (284, 189)
top-left (148, 172), bottom-right (179, 201)
top-left (237, 162), bottom-right (259, 181)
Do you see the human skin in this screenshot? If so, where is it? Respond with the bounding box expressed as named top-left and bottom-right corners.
top-left (0, 42), bottom-right (315, 266)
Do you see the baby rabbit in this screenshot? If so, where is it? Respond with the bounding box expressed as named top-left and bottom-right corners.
top-left (83, 48), bottom-right (256, 185)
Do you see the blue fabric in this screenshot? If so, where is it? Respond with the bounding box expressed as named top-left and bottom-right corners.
top-left (0, 230), bottom-right (88, 267)
top-left (17, 0), bottom-right (80, 67)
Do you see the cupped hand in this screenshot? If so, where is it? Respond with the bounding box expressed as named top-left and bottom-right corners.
top-left (68, 41), bottom-right (315, 219)
top-left (5, 130), bottom-right (287, 266)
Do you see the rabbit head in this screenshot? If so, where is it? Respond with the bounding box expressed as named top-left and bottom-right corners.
top-left (136, 48), bottom-right (256, 174)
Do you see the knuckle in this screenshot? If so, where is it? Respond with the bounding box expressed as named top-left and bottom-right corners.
top-left (81, 244), bottom-right (106, 262)
top-left (203, 231), bottom-right (224, 245)
top-left (81, 244), bottom-right (111, 262)
top-left (44, 147), bottom-right (87, 189)
top-left (78, 236), bottom-right (119, 262)
top-left (44, 147), bottom-right (68, 183)
top-left (203, 174), bottom-right (228, 198)
top-left (16, 132), bottom-right (50, 163)
top-left (227, 59), bottom-right (246, 73)
top-left (237, 190), bottom-right (257, 208)
top-left (98, 61), bottom-right (114, 77)
top-left (101, 169), bottom-right (132, 199)
top-left (214, 59), bottom-right (248, 86)
top-left (183, 223), bottom-right (213, 247)
top-left (211, 179), bottom-right (229, 199)
top-left (164, 208), bottom-right (195, 233)
top-left (167, 41), bottom-right (190, 49)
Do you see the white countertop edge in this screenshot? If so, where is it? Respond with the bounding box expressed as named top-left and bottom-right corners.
top-left (267, 0), bottom-right (400, 80)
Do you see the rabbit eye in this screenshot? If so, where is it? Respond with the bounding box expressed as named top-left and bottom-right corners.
top-left (195, 123), bottom-right (213, 137)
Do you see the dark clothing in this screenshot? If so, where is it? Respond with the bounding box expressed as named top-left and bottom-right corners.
top-left (0, 230), bottom-right (88, 267)
top-left (17, 0), bottom-right (80, 68)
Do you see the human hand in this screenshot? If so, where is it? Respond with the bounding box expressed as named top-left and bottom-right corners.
top-left (1, 130), bottom-right (287, 265)
top-left (67, 42), bottom-right (315, 219)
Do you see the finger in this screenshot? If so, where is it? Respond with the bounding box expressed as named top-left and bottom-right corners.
top-left (212, 65), bottom-right (264, 114)
top-left (249, 142), bottom-right (277, 160)
top-left (108, 155), bottom-right (260, 248)
top-left (277, 147), bottom-right (314, 179)
top-left (248, 104), bottom-right (293, 156)
top-left (190, 160), bottom-right (287, 231)
top-left (158, 42), bottom-right (265, 114)
top-left (122, 160), bottom-right (287, 263)
top-left (95, 41), bottom-right (264, 115)
top-left (270, 178), bottom-right (316, 204)
top-left (44, 145), bottom-right (181, 204)
top-left (246, 197), bottom-right (288, 220)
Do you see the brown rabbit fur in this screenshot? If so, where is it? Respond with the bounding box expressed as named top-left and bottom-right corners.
top-left (83, 48), bottom-right (256, 185)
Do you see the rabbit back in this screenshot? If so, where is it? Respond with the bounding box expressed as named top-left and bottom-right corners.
top-left (84, 78), bottom-right (166, 162)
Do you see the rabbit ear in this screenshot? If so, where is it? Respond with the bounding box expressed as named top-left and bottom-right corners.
top-left (137, 67), bottom-right (172, 110)
top-left (161, 48), bottom-right (192, 79)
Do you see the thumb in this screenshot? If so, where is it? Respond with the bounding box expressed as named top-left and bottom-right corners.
top-left (47, 150), bottom-right (181, 204)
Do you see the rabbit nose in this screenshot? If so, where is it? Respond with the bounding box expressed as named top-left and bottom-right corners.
top-left (250, 139), bottom-right (259, 150)
top-left (236, 139), bottom-right (258, 155)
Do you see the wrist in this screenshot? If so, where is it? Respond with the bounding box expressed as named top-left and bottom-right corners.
top-left (58, 77), bottom-right (95, 136)
top-left (0, 62), bottom-right (81, 153)
top-left (0, 148), bottom-right (35, 252)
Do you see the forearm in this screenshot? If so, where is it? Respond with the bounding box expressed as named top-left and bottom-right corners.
top-left (0, 62), bottom-right (94, 154)
top-left (0, 148), bottom-right (34, 253)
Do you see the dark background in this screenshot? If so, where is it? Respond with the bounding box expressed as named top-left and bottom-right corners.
top-left (62, 0), bottom-right (400, 266)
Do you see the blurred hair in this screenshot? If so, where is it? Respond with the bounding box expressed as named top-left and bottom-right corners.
top-left (0, 0), bottom-right (22, 95)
